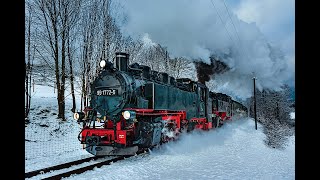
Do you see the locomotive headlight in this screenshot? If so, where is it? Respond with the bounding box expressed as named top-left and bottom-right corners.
top-left (99, 60), bottom-right (107, 68)
top-left (123, 110), bottom-right (136, 120)
top-left (73, 112), bottom-right (80, 120)
top-left (123, 111), bottom-right (131, 120)
top-left (73, 112), bottom-right (85, 121)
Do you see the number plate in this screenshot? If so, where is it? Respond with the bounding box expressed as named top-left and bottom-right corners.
top-left (96, 89), bottom-right (118, 96)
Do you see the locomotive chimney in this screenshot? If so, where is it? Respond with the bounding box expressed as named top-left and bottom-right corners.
top-left (115, 52), bottom-right (129, 72)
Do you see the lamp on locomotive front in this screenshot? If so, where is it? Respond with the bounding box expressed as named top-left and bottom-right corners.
top-left (73, 112), bottom-right (85, 122)
top-left (99, 60), bottom-right (107, 68)
top-left (122, 110), bottom-right (136, 120)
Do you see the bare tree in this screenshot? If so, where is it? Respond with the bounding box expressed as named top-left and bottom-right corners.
top-left (32, 0), bottom-right (82, 120)
top-left (168, 57), bottom-right (194, 79)
top-left (63, 0), bottom-right (82, 113)
top-left (75, 0), bottom-right (133, 111)
top-left (152, 44), bottom-right (168, 72)
top-left (126, 41), bottom-right (195, 79)
top-left (131, 43), bottom-right (167, 72)
top-left (122, 36), bottom-right (143, 64)
top-left (36, 0), bottom-right (63, 120)
top-left (78, 0), bottom-right (100, 110)
top-left (98, 0), bottom-right (112, 63)
top-left (25, 2), bottom-right (34, 120)
top-left (96, 0), bottom-right (127, 67)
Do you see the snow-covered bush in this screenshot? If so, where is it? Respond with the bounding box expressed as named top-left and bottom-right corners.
top-left (249, 85), bottom-right (295, 149)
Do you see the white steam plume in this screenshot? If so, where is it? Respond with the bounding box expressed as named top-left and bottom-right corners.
top-left (117, 0), bottom-right (294, 99)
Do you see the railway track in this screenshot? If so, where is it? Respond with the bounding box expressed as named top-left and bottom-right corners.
top-left (25, 149), bottom-right (149, 179)
top-left (42, 156), bottom-right (130, 179)
top-left (25, 156), bottom-right (106, 179)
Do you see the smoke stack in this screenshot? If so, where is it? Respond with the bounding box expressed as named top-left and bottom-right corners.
top-left (115, 52), bottom-right (129, 72)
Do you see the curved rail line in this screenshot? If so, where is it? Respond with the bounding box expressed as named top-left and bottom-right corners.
top-left (42, 156), bottom-right (130, 180)
top-left (25, 156), bottom-right (104, 178)
top-left (26, 149), bottom-right (150, 179)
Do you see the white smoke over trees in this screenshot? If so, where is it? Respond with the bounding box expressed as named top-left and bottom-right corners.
top-left (116, 0), bottom-right (294, 100)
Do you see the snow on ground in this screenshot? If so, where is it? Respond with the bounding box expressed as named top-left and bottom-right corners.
top-left (25, 83), bottom-right (91, 172)
top-left (66, 118), bottom-right (295, 180)
top-left (25, 83), bottom-right (295, 179)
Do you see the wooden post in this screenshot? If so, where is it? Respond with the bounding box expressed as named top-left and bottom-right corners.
top-left (253, 77), bottom-right (257, 130)
top-left (32, 79), bottom-right (35, 92)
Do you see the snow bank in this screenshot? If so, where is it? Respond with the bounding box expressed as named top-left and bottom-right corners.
top-left (25, 84), bottom-right (90, 172)
top-left (67, 118), bottom-right (295, 180)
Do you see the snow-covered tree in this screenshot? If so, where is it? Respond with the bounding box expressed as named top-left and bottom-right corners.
top-left (168, 57), bottom-right (195, 79)
top-left (249, 85), bottom-right (294, 148)
top-left (30, 0), bottom-right (82, 120)
top-left (25, 1), bottom-right (34, 120)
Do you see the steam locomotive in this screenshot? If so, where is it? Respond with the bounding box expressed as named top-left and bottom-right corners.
top-left (74, 52), bottom-right (247, 156)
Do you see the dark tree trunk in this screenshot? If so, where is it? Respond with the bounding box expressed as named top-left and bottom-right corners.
top-left (50, 1), bottom-right (62, 120)
top-left (82, 72), bottom-right (86, 110)
top-left (59, 4), bottom-right (67, 120)
top-left (59, 36), bottom-right (66, 120)
top-left (25, 13), bottom-right (31, 118)
top-left (67, 31), bottom-right (76, 113)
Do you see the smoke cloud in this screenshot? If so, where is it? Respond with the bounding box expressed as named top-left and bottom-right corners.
top-left (117, 0), bottom-right (294, 99)
top-left (195, 57), bottom-right (229, 84)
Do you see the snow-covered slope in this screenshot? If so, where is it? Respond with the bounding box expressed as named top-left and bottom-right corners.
top-left (25, 83), bottom-right (92, 172)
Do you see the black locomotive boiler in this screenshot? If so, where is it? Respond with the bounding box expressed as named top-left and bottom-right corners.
top-left (74, 52), bottom-right (248, 156)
